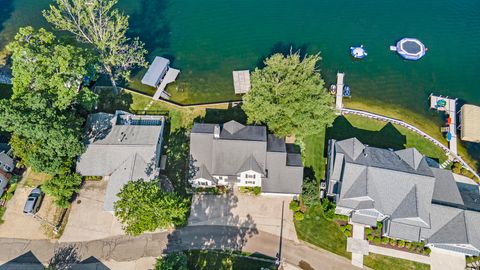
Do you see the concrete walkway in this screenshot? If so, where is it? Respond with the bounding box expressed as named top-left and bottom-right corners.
top-left (368, 245), bottom-right (430, 265)
top-left (347, 223), bottom-right (368, 268)
top-left (0, 226), bottom-right (358, 270)
top-left (430, 247), bottom-right (466, 270)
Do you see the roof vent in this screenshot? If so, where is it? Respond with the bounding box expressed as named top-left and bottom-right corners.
top-left (119, 132), bottom-right (127, 142)
top-left (363, 149), bottom-right (368, 157)
top-left (213, 125), bottom-right (220, 139)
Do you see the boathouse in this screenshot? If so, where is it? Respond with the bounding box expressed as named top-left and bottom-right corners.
top-left (141, 57), bottom-right (171, 87)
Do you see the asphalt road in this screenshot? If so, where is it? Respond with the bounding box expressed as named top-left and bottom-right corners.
top-left (0, 225), bottom-right (357, 269)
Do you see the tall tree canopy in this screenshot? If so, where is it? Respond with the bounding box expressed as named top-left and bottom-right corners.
top-left (242, 52), bottom-right (335, 138)
top-left (0, 27), bottom-right (92, 174)
top-left (42, 173), bottom-right (83, 208)
top-left (43, 0), bottom-right (147, 89)
top-left (114, 179), bottom-right (190, 236)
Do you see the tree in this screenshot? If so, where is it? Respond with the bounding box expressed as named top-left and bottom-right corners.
top-left (301, 177), bottom-right (319, 207)
top-left (114, 179), bottom-right (190, 236)
top-left (0, 27), bottom-right (90, 174)
top-left (242, 52), bottom-right (335, 138)
top-left (42, 173), bottom-right (83, 208)
top-left (43, 0), bottom-right (147, 90)
top-left (6, 27), bottom-right (96, 110)
top-left (155, 252), bottom-right (188, 270)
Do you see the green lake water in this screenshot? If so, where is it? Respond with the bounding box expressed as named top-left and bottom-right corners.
top-left (1, 0), bottom-right (480, 111)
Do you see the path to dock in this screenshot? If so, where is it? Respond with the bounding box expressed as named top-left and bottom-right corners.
top-left (335, 73), bottom-right (345, 110)
top-left (341, 108), bottom-right (480, 180)
top-left (153, 68), bottom-right (180, 100)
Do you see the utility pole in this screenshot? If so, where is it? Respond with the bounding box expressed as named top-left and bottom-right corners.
top-left (276, 201), bottom-right (284, 269)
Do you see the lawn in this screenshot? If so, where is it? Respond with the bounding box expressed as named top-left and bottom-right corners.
top-left (327, 114), bottom-right (448, 164)
top-left (171, 250), bottom-right (276, 270)
top-left (295, 204), bottom-right (430, 270)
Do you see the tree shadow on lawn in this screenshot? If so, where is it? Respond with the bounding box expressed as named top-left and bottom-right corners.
top-left (163, 125), bottom-right (191, 196)
top-left (195, 104), bottom-right (248, 125)
top-left (326, 116), bottom-right (407, 150)
top-left (95, 87), bottom-right (133, 114)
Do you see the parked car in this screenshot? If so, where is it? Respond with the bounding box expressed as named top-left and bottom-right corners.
top-left (23, 188), bottom-right (44, 215)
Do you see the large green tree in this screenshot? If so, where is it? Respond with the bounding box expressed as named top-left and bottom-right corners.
top-left (43, 0), bottom-right (147, 90)
top-left (242, 52), bottom-right (335, 138)
top-left (42, 173), bottom-right (83, 208)
top-left (114, 179), bottom-right (190, 236)
top-left (155, 252), bottom-right (188, 270)
top-left (0, 27), bottom-right (92, 174)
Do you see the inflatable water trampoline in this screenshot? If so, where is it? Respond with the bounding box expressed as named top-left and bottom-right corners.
top-left (390, 38), bottom-right (426, 60)
top-left (350, 45), bottom-right (367, 59)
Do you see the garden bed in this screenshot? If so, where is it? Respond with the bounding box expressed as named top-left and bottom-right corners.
top-left (365, 225), bottom-right (431, 256)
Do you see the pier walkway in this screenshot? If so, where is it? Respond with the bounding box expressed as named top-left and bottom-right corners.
top-left (153, 68), bottom-right (180, 100)
top-left (429, 95), bottom-right (458, 155)
top-left (335, 72), bottom-right (345, 110)
top-left (341, 108), bottom-right (480, 180)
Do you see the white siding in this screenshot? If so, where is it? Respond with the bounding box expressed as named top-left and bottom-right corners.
top-left (191, 177), bottom-right (215, 188)
top-left (237, 170), bottom-right (262, 187)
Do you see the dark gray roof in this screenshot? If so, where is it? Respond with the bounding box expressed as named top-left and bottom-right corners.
top-left (141, 56), bottom-right (170, 87)
top-left (387, 221), bottom-right (421, 242)
top-left (267, 134), bottom-right (286, 152)
top-left (431, 168), bottom-right (464, 206)
top-left (190, 121), bottom-right (303, 194)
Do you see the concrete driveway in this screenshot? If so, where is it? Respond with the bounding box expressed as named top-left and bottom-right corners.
top-left (59, 180), bottom-right (125, 242)
top-left (188, 189), bottom-right (298, 242)
top-left (0, 185), bottom-right (56, 240)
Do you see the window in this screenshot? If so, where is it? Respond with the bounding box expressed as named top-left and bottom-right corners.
top-left (245, 174), bottom-right (256, 179)
top-left (245, 180), bottom-right (255, 185)
top-left (4, 166), bottom-right (10, 171)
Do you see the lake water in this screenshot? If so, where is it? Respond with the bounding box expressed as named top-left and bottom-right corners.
top-left (1, 0), bottom-right (480, 111)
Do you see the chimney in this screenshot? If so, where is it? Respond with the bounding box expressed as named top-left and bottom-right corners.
top-left (213, 125), bottom-right (220, 139)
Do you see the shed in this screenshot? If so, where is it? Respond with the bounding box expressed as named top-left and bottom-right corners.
top-left (461, 104), bottom-right (480, 142)
top-left (141, 57), bottom-right (170, 87)
top-left (233, 70), bottom-right (251, 94)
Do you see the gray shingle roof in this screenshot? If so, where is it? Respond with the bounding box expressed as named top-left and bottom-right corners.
top-left (351, 213), bottom-right (377, 226)
top-left (0, 151), bottom-right (14, 171)
top-left (77, 111), bottom-right (165, 212)
top-left (331, 138), bottom-right (480, 251)
top-left (190, 121), bottom-right (303, 194)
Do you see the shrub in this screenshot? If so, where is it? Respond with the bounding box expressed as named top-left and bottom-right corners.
top-left (365, 228), bottom-right (371, 235)
top-left (373, 237), bottom-right (381, 245)
top-left (466, 256), bottom-right (473, 264)
top-left (346, 224), bottom-right (352, 231)
top-left (376, 222), bottom-right (383, 230)
top-left (389, 239), bottom-right (397, 246)
top-left (452, 162), bottom-right (462, 174)
top-left (253, 186), bottom-right (261, 196)
top-left (415, 246), bottom-right (424, 253)
top-left (294, 211), bottom-right (305, 221)
top-left (289, 200), bottom-right (300, 212)
top-left (405, 242), bottom-right (412, 249)
top-left (382, 237), bottom-right (389, 245)
top-left (398, 240), bottom-right (405, 248)
top-left (340, 225), bottom-right (347, 232)
top-left (374, 228), bottom-right (380, 235)
top-left (324, 207), bottom-right (335, 220)
top-left (344, 230), bottom-right (351, 237)
top-left (423, 248), bottom-right (431, 256)
top-left (367, 234), bottom-right (374, 241)
top-left (155, 252), bottom-right (188, 270)
top-left (0, 207), bottom-right (6, 225)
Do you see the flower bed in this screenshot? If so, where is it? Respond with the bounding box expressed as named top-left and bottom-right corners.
top-left (365, 224), bottom-right (431, 256)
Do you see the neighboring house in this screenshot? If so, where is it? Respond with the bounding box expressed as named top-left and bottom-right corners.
top-left (76, 111), bottom-right (166, 212)
top-left (0, 145), bottom-right (15, 198)
top-left (189, 120), bottom-right (303, 196)
top-left (326, 138), bottom-right (480, 256)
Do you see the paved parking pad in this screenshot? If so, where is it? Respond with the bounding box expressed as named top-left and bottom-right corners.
top-left (188, 191), bottom-right (298, 242)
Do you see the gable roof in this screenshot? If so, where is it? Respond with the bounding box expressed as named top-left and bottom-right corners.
top-left (237, 154), bottom-right (265, 175)
top-left (190, 121), bottom-right (303, 194)
top-left (141, 56), bottom-right (170, 87)
top-left (395, 148), bottom-right (424, 170)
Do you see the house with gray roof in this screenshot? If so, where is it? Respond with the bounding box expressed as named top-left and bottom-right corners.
top-left (77, 111), bottom-right (165, 212)
top-left (189, 120), bottom-right (303, 195)
top-left (327, 138), bottom-right (480, 256)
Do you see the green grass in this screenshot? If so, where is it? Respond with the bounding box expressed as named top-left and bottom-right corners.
top-left (364, 254), bottom-right (430, 270)
top-left (303, 132), bottom-right (327, 180)
top-left (295, 203), bottom-right (351, 258)
top-left (184, 250), bottom-right (275, 270)
top-left (327, 114), bottom-right (448, 163)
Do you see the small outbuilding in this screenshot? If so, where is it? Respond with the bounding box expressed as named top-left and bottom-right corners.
top-left (141, 57), bottom-right (171, 88)
top-left (233, 70), bottom-right (251, 94)
top-left (460, 104), bottom-right (480, 142)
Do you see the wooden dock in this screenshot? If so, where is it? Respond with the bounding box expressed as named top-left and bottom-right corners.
top-left (335, 72), bottom-right (345, 110)
top-left (430, 95), bottom-right (458, 155)
top-left (153, 68), bottom-right (180, 100)
top-left (233, 70), bottom-right (251, 94)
